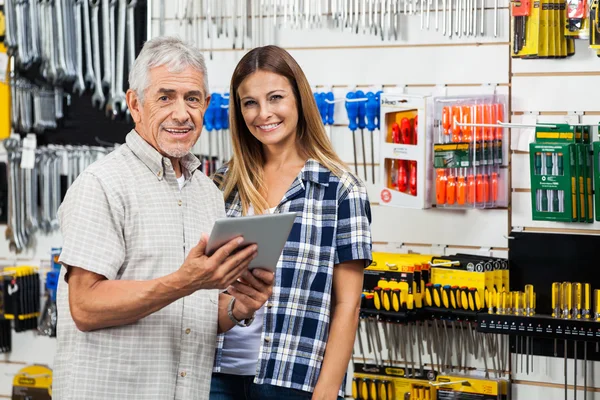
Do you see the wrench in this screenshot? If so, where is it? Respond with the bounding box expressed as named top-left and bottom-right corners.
top-left (54, 0), bottom-right (69, 82)
top-left (90, 0), bottom-right (105, 108)
top-left (5, 138), bottom-right (23, 253)
top-left (82, 0), bottom-right (96, 89)
top-left (126, 0), bottom-right (137, 70)
top-left (101, 0), bottom-right (112, 88)
top-left (105, 0), bottom-right (117, 116)
top-left (29, 0), bottom-right (41, 63)
top-left (73, 0), bottom-right (86, 95)
top-left (108, 0), bottom-right (127, 117)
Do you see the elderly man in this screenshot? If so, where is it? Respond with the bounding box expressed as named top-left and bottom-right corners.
top-left (52, 36), bottom-right (274, 400)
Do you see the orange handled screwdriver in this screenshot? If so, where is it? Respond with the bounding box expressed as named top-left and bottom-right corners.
top-left (391, 123), bottom-right (401, 144)
top-left (446, 173), bottom-right (457, 205)
top-left (451, 105), bottom-right (462, 142)
top-left (494, 103), bottom-right (504, 140)
top-left (462, 105), bottom-right (473, 141)
top-left (467, 174), bottom-right (476, 204)
top-left (483, 104), bottom-right (494, 141)
top-left (436, 169), bottom-right (447, 205)
top-left (442, 107), bottom-right (451, 141)
top-left (476, 173), bottom-right (483, 203)
top-left (409, 161), bottom-right (417, 196)
top-left (491, 172), bottom-right (499, 202)
top-left (457, 173), bottom-right (467, 205)
top-left (401, 118), bottom-right (412, 144)
top-left (398, 160), bottom-right (408, 192)
top-left (475, 104), bottom-right (484, 141)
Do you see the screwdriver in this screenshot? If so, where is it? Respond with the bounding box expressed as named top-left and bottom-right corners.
top-left (546, 153), bottom-right (554, 211)
top-left (457, 170), bottom-right (467, 205)
top-left (345, 92), bottom-right (359, 175)
top-left (436, 169), bottom-right (447, 205)
top-left (365, 92), bottom-right (378, 184)
top-left (409, 161), bottom-right (417, 196)
top-left (352, 377), bottom-right (359, 399)
top-left (442, 285), bottom-right (451, 308)
top-left (552, 282), bottom-right (561, 357)
top-left (356, 90), bottom-right (368, 181)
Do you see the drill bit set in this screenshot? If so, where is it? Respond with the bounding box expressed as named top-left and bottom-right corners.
top-left (432, 95), bottom-right (508, 209)
top-left (529, 123), bottom-right (593, 222)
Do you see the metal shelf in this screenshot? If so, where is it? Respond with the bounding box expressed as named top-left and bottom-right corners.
top-left (477, 313), bottom-right (600, 342)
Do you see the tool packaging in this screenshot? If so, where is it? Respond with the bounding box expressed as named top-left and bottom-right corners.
top-left (529, 123), bottom-right (593, 222)
top-left (379, 93), bottom-right (431, 209)
top-left (431, 95), bottom-right (508, 209)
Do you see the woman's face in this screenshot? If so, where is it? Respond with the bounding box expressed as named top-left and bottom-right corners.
top-left (237, 70), bottom-right (299, 149)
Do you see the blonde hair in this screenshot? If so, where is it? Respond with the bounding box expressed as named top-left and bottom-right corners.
top-left (216, 46), bottom-right (348, 215)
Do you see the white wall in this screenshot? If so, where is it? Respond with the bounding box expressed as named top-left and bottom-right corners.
top-left (2, 0), bottom-right (600, 398)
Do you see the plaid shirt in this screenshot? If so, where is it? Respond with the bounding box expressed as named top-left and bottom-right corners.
top-left (212, 159), bottom-right (373, 395)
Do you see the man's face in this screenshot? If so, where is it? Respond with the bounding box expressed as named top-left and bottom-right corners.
top-left (127, 65), bottom-right (210, 159)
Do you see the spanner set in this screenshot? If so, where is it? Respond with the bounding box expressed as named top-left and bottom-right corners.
top-left (3, 136), bottom-right (115, 253)
top-left (3, 0), bottom-right (140, 130)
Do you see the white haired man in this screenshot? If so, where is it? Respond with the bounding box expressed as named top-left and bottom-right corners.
top-left (52, 36), bottom-right (274, 400)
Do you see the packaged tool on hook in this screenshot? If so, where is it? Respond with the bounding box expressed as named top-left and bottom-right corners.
top-left (379, 93), bottom-right (431, 209)
top-left (431, 95), bottom-right (508, 209)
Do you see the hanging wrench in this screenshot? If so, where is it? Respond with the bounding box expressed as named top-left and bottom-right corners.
top-left (5, 138), bottom-right (23, 253)
top-left (54, 0), bottom-right (70, 82)
top-left (126, 0), bottom-right (137, 70)
top-left (101, 0), bottom-right (112, 88)
top-left (90, 0), bottom-right (105, 108)
top-left (109, 0), bottom-right (127, 117)
top-left (82, 0), bottom-right (96, 89)
top-left (73, 0), bottom-right (86, 95)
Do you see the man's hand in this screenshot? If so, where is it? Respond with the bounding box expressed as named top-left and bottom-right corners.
top-left (229, 268), bottom-right (275, 320)
top-left (177, 233), bottom-right (258, 293)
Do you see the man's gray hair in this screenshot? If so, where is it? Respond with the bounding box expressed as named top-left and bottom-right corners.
top-left (128, 36), bottom-right (209, 102)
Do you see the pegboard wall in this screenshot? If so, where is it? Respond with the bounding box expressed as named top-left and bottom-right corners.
top-left (2, 0), bottom-right (600, 398)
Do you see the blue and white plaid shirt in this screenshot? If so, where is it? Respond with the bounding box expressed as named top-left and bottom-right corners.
top-left (212, 159), bottom-right (373, 395)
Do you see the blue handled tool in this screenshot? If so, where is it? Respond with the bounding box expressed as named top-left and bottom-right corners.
top-left (356, 90), bottom-right (368, 180)
top-left (366, 92), bottom-right (378, 183)
top-left (221, 94), bottom-right (230, 163)
top-left (317, 92), bottom-right (327, 126)
top-left (345, 91), bottom-right (359, 175)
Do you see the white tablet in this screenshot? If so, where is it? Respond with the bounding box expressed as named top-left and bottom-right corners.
top-left (206, 212), bottom-right (298, 272)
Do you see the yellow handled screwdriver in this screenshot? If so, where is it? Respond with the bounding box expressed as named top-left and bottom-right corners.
top-left (382, 288), bottom-right (391, 311)
top-left (583, 283), bottom-right (591, 319)
top-left (524, 284), bottom-right (534, 316)
top-left (573, 283), bottom-right (582, 319)
top-left (563, 282), bottom-right (572, 319)
top-left (392, 289), bottom-right (401, 312)
top-left (552, 283), bottom-right (560, 357)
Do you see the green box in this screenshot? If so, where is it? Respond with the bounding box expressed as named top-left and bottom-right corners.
top-left (529, 142), bottom-right (577, 222)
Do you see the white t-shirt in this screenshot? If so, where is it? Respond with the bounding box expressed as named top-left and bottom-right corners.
top-left (176, 175), bottom-right (185, 190)
top-left (219, 206), bottom-right (276, 376)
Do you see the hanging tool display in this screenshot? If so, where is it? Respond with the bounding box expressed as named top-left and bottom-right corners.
top-left (165, 0), bottom-right (500, 56)
top-left (480, 279), bottom-right (600, 400)
top-left (1, 266), bottom-right (40, 333)
top-left (196, 91), bottom-right (231, 175)
top-left (511, 0), bottom-right (582, 58)
top-left (530, 123), bottom-right (593, 223)
top-left (3, 0), bottom-right (142, 126)
top-left (3, 136), bottom-right (115, 253)
top-left (433, 95), bottom-right (507, 209)
top-left (353, 252), bottom-right (511, 399)
top-left (379, 93), bottom-right (428, 209)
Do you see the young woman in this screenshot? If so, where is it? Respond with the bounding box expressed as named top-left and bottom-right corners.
top-left (211, 45), bottom-right (372, 400)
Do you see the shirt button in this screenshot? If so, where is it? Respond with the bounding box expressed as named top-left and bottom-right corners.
top-left (264, 337), bottom-right (271, 343)
top-left (180, 371), bottom-right (186, 377)
top-left (157, 170), bottom-right (163, 178)
top-left (266, 302), bottom-right (273, 308)
top-left (185, 328), bottom-right (191, 334)
top-left (178, 200), bottom-right (182, 206)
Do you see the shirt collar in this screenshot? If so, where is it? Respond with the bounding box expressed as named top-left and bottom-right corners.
top-left (125, 129), bottom-right (201, 180)
top-left (300, 159), bottom-right (330, 187)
